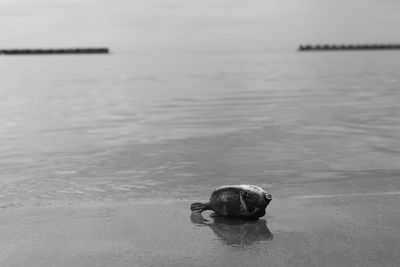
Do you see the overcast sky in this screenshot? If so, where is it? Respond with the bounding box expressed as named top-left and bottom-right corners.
top-left (1, 0), bottom-right (399, 52)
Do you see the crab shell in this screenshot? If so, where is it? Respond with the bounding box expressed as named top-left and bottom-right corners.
top-left (209, 185), bottom-right (271, 219)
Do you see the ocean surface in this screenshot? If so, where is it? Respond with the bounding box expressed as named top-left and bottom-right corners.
top-left (0, 51), bottom-right (399, 207)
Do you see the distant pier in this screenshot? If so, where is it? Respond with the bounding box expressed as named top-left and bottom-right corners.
top-left (298, 44), bottom-right (400, 52)
top-left (0, 48), bottom-right (109, 55)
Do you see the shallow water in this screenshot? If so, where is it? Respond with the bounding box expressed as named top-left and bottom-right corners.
top-left (0, 51), bottom-right (399, 206)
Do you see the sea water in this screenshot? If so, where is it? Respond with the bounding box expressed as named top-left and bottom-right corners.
top-left (0, 51), bottom-right (399, 206)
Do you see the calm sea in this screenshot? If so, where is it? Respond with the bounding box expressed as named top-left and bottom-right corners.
top-left (0, 51), bottom-right (399, 206)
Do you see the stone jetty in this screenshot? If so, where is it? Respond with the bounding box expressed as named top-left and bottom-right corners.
top-left (298, 44), bottom-right (400, 51)
top-left (0, 48), bottom-right (109, 55)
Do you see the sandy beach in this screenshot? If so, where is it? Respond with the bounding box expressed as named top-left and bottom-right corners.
top-left (2, 189), bottom-right (400, 267)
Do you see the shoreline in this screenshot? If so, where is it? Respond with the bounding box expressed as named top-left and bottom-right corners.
top-left (1, 192), bottom-right (400, 266)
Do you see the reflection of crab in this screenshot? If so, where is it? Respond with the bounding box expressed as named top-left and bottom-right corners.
top-left (191, 185), bottom-right (272, 219)
top-left (190, 212), bottom-right (273, 246)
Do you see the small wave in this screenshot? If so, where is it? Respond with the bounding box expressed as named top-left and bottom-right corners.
top-left (293, 191), bottom-right (400, 199)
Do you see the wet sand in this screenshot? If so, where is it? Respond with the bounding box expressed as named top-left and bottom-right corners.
top-left (1, 192), bottom-right (400, 267)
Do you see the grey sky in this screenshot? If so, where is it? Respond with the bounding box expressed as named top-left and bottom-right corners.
top-left (0, 0), bottom-right (399, 51)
